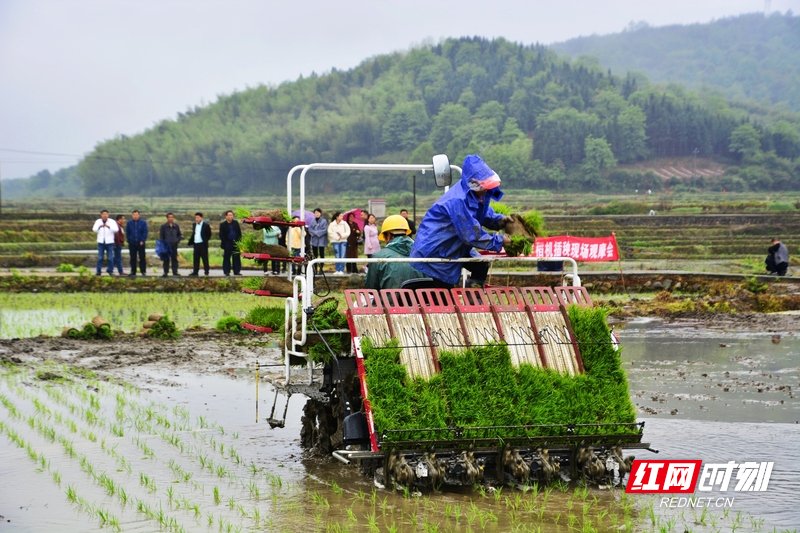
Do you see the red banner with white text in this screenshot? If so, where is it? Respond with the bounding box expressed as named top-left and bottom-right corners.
top-left (533, 234), bottom-right (619, 262)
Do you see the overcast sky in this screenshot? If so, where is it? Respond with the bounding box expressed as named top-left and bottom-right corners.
top-left (1, 0), bottom-right (797, 179)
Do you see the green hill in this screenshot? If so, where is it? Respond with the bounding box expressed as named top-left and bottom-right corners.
top-left (552, 13), bottom-right (800, 112)
top-left (19, 36), bottom-right (800, 197)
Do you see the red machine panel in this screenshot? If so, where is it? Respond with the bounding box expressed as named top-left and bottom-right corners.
top-left (554, 286), bottom-right (593, 307)
top-left (451, 287), bottom-right (492, 313)
top-left (484, 287), bottom-right (527, 312)
top-left (520, 286), bottom-right (561, 311)
top-left (379, 289), bottom-right (420, 315)
top-left (344, 289), bottom-right (384, 315)
top-left (416, 288), bottom-right (456, 313)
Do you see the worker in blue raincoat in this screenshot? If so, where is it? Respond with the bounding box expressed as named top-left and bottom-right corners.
top-left (411, 154), bottom-right (511, 287)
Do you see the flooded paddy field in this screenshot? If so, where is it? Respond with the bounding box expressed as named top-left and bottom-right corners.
top-left (0, 292), bottom-right (266, 338)
top-left (1, 313), bottom-right (799, 532)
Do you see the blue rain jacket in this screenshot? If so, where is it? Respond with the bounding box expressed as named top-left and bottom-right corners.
top-left (411, 164), bottom-right (505, 285)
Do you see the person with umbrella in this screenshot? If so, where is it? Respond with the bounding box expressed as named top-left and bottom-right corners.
top-left (410, 154), bottom-right (511, 288)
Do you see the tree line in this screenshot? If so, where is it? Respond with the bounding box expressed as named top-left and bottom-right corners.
top-left (64, 36), bottom-right (799, 195)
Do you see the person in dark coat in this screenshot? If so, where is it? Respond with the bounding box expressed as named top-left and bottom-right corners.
top-left (766, 238), bottom-right (789, 276)
top-left (126, 209), bottom-right (148, 276)
top-left (159, 212), bottom-right (182, 277)
top-left (400, 209), bottom-right (416, 236)
top-left (345, 212), bottom-right (361, 274)
top-left (219, 210), bottom-right (242, 276)
top-left (278, 225), bottom-right (289, 273)
top-left (188, 212), bottom-right (212, 276)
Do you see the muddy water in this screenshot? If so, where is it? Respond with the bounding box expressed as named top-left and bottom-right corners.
top-left (621, 318), bottom-right (799, 423)
top-left (2, 321), bottom-right (799, 531)
top-left (620, 318), bottom-right (800, 529)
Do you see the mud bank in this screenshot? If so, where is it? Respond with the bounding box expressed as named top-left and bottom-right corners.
top-left (2, 269), bottom-right (799, 295)
top-left (0, 330), bottom-right (281, 379)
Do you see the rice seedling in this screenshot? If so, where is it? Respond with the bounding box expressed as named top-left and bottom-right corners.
top-left (228, 448), bottom-right (241, 464)
top-left (213, 486), bottom-right (221, 505)
top-left (248, 481), bottom-right (261, 500)
top-left (140, 472), bottom-right (157, 493)
top-left (118, 487), bottom-right (128, 506)
top-left (133, 436), bottom-right (155, 458)
top-left (98, 473), bottom-right (116, 496)
top-left (79, 455), bottom-right (96, 478)
top-left (267, 473), bottom-right (282, 490)
top-left (311, 491), bottom-right (331, 509)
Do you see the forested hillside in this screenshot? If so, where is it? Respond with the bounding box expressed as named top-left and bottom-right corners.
top-left (552, 13), bottom-right (800, 111)
top-left (62, 36), bottom-right (797, 196)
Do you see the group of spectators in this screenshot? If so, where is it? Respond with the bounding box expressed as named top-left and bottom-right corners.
top-left (304, 208), bottom-right (416, 276)
top-left (91, 155), bottom-right (512, 289)
top-left (92, 209), bottom-right (245, 277)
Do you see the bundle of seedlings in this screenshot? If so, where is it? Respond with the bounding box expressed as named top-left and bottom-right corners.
top-left (91, 316), bottom-right (113, 339)
top-left (243, 306), bottom-right (284, 330)
top-left (60, 316), bottom-right (113, 340)
top-left (489, 200), bottom-right (511, 215)
top-left (240, 274), bottom-right (294, 296)
top-left (233, 207), bottom-right (252, 219)
top-left (216, 315), bottom-right (246, 334)
top-left (252, 242), bottom-right (291, 257)
top-left (143, 315), bottom-right (180, 339)
top-left (361, 306), bottom-right (636, 438)
top-left (503, 210), bottom-right (547, 240)
top-left (236, 230), bottom-right (292, 272)
top-left (250, 209), bottom-right (291, 222)
top-left (504, 235), bottom-right (533, 257)
top-left (302, 298), bottom-right (350, 363)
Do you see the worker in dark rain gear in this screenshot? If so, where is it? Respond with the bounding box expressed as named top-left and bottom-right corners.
top-left (410, 154), bottom-right (511, 287)
top-left (364, 215), bottom-right (420, 290)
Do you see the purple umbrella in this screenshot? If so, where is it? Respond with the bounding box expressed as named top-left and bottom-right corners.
top-left (291, 209), bottom-right (315, 226)
top-left (343, 208), bottom-right (366, 231)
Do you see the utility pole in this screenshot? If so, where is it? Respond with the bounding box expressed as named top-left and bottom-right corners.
top-left (412, 174), bottom-right (416, 226)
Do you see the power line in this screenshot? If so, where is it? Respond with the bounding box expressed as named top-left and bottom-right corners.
top-left (0, 147), bottom-right (289, 172)
top-left (0, 148), bottom-right (82, 157)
